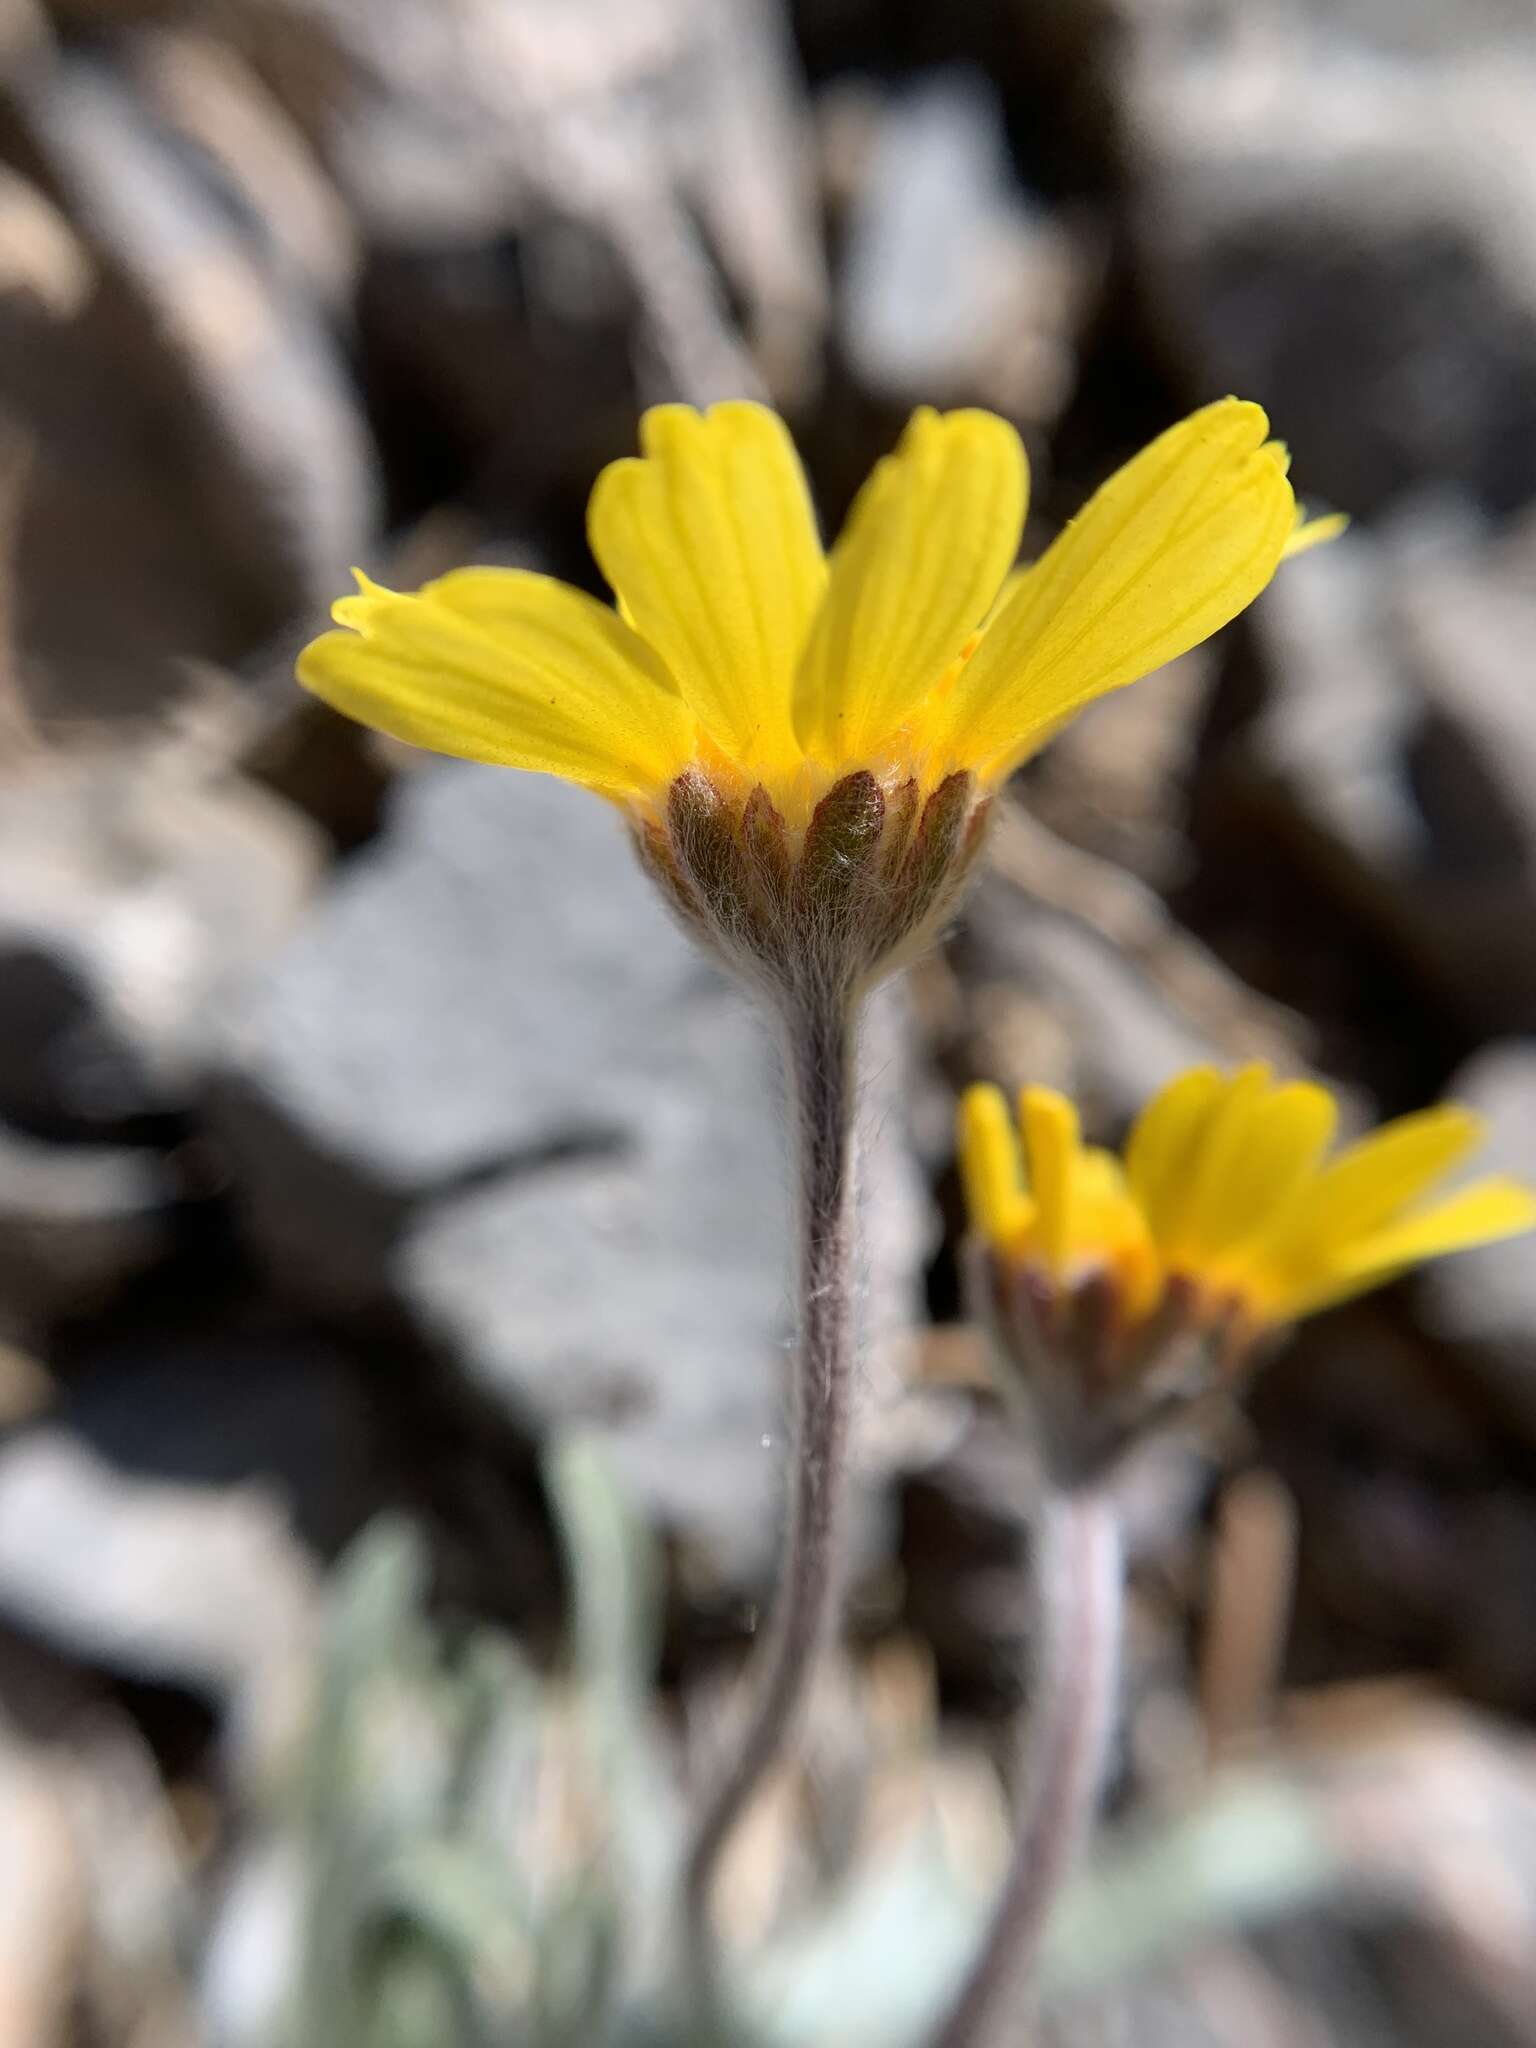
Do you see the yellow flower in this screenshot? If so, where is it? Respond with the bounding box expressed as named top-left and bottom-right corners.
top-left (959, 1065), bottom-right (1536, 1347)
top-left (298, 399), bottom-right (1333, 988)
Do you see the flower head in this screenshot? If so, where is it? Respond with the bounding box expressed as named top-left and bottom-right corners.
top-left (959, 1065), bottom-right (1536, 1475)
top-left (299, 400), bottom-right (1332, 996)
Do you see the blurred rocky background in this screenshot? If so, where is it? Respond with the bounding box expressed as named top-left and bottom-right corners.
top-left (4, 0), bottom-right (1536, 2042)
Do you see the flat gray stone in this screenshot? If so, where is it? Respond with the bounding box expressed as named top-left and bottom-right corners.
top-left (1247, 516), bottom-right (1536, 1036)
top-left (954, 871), bottom-right (1219, 1130)
top-left (1125, 2), bottom-right (1536, 520)
top-left (210, 764), bottom-right (743, 1239)
top-left (9, 48), bottom-right (378, 719)
top-left (0, 751), bottom-right (323, 1135)
top-left (0, 1429), bottom-right (318, 1726)
top-left (211, 764), bottom-right (930, 1581)
top-left (840, 66), bottom-right (1088, 418)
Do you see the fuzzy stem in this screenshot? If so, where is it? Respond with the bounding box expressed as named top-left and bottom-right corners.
top-left (927, 1486), bottom-right (1123, 2048)
top-left (682, 984), bottom-right (859, 1997)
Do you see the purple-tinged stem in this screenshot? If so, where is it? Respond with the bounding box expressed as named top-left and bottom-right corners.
top-left (683, 982), bottom-right (858, 1998)
top-left (927, 1485), bottom-right (1123, 2048)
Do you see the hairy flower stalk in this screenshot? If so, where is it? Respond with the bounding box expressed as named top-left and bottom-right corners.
top-left (681, 981), bottom-right (856, 1986)
top-left (660, 765), bottom-right (990, 1973)
top-left (929, 1487), bottom-right (1122, 2048)
top-left (935, 1068), bottom-right (1536, 2045)
top-left (296, 396), bottom-right (1343, 1999)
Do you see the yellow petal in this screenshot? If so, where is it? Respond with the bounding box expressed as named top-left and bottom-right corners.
top-left (1073, 1145), bottom-right (1130, 1211)
top-left (1193, 1081), bottom-right (1338, 1260)
top-left (1072, 1151), bottom-right (1161, 1314)
top-left (983, 564), bottom-right (1031, 627)
top-left (1281, 1177), bottom-right (1536, 1317)
top-left (934, 399), bottom-right (1296, 776)
top-left (1292, 1106), bottom-right (1485, 1245)
top-left (1020, 1085), bottom-right (1081, 1275)
top-left (793, 408), bottom-right (1027, 762)
top-left (1159, 1063), bottom-right (1275, 1261)
top-left (298, 568), bottom-right (692, 796)
top-left (1072, 1146), bottom-right (1139, 1250)
top-left (957, 1083), bottom-right (1033, 1246)
top-left (1116, 1234), bottom-right (1165, 1324)
top-left (1124, 1065), bottom-right (1225, 1242)
top-left (586, 402), bottom-right (825, 771)
top-left (1282, 508), bottom-right (1349, 560)
top-left (1340, 1176), bottom-right (1536, 1271)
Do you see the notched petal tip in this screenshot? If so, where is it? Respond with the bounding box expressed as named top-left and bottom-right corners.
top-left (299, 559), bottom-right (694, 794)
top-left (590, 400), bottom-right (823, 767)
top-left (934, 393), bottom-right (1301, 778)
top-left (330, 566), bottom-right (393, 630)
top-left (636, 402), bottom-right (701, 455)
top-left (708, 396), bottom-right (797, 433)
top-left (636, 396), bottom-right (785, 448)
top-left (1283, 509), bottom-right (1351, 561)
top-left (795, 405), bottom-right (1026, 762)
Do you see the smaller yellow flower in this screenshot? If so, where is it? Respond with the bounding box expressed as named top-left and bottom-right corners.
top-left (960, 1064), bottom-right (1536, 1345)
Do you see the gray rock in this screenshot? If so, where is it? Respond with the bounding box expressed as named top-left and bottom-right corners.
top-left (394, 943), bottom-right (794, 1584)
top-left (839, 66), bottom-right (1091, 420)
top-left (211, 765), bottom-right (930, 1580)
top-left (8, 47), bottom-right (378, 720)
top-left (401, 1038), bottom-right (792, 1580)
top-left (1250, 530), bottom-right (1422, 879)
top-left (1264, 0), bottom-right (1536, 60)
top-left (129, 25), bottom-right (360, 313)
top-left (0, 938), bottom-right (156, 1140)
top-left (0, 750), bottom-right (324, 1133)
top-left (0, 1430), bottom-right (319, 1763)
top-left (53, 1328), bottom-right (384, 1564)
top-left (954, 871), bottom-right (1219, 1130)
top-left (1246, 516), bottom-right (1536, 1036)
top-left (211, 766), bottom-right (725, 1281)
top-left (1423, 1040), bottom-right (1536, 1388)
top-left (1125, 2), bottom-right (1536, 520)
top-left (0, 1121), bottom-right (173, 1322)
top-left (232, 0), bottom-right (824, 408)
